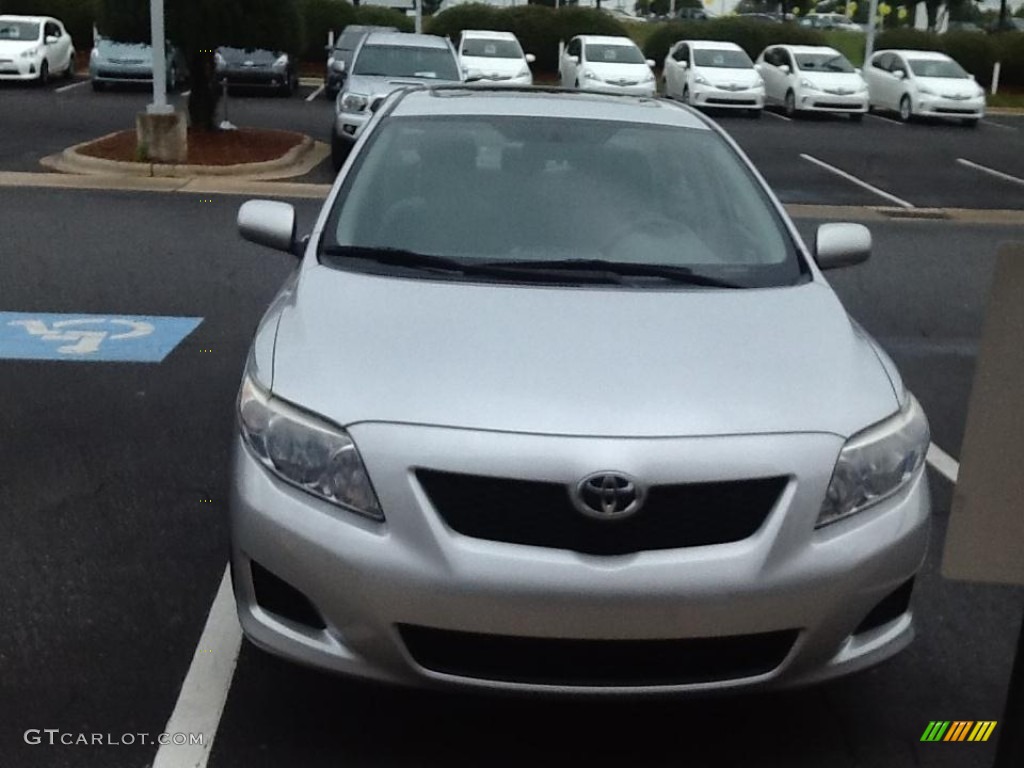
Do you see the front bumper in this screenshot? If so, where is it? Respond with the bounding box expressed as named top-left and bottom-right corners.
top-left (916, 95), bottom-right (984, 120)
top-left (798, 91), bottom-right (869, 113)
top-left (0, 57), bottom-right (42, 80)
top-left (217, 69), bottom-right (289, 89)
top-left (230, 423), bottom-right (931, 694)
top-left (333, 108), bottom-right (371, 144)
top-left (91, 65), bottom-right (156, 84)
top-left (691, 84), bottom-right (765, 110)
top-left (579, 80), bottom-right (657, 97)
top-left (473, 73), bottom-right (533, 87)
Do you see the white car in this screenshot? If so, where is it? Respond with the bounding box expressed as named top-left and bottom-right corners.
top-left (560, 35), bottom-right (656, 97)
top-left (663, 40), bottom-right (764, 118)
top-left (457, 30), bottom-right (534, 86)
top-left (863, 49), bottom-right (985, 127)
top-left (0, 14), bottom-right (75, 84)
top-left (755, 45), bottom-right (868, 121)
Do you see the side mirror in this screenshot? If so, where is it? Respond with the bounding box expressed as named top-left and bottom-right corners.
top-left (894, 69), bottom-right (906, 79)
top-left (45, 35), bottom-right (59, 44)
top-left (331, 59), bottom-right (345, 73)
top-left (854, 67), bottom-right (862, 75)
top-left (779, 64), bottom-right (791, 75)
top-left (645, 58), bottom-right (656, 68)
top-left (815, 223), bottom-right (871, 270)
top-left (680, 61), bottom-right (688, 69)
top-left (238, 200), bottom-right (298, 256)
top-left (568, 54), bottom-right (579, 65)
top-left (525, 53), bottom-right (536, 64)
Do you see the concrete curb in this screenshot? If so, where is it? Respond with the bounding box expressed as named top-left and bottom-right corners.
top-left (40, 131), bottom-right (329, 181)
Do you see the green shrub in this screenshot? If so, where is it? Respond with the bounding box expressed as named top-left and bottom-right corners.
top-left (642, 19), bottom-right (827, 65)
top-left (0, 0), bottom-right (99, 52)
top-left (822, 29), bottom-right (865, 66)
top-left (353, 4), bottom-right (413, 32)
top-left (992, 31), bottom-right (1024, 89)
top-left (299, 0), bottom-right (355, 61)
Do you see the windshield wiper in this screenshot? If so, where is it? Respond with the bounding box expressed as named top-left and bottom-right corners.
top-left (479, 258), bottom-right (744, 288)
top-left (320, 247), bottom-right (624, 283)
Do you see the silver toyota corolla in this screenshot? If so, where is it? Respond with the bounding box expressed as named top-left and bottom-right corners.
top-left (232, 87), bottom-right (931, 694)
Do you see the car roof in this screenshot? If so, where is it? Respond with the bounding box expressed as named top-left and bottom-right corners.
top-left (883, 49), bottom-right (951, 60)
top-left (0, 15), bottom-right (53, 23)
top-left (363, 32), bottom-right (449, 49)
top-left (777, 45), bottom-right (840, 54)
top-left (461, 29), bottom-right (518, 40)
top-left (684, 40), bottom-right (744, 51)
top-left (388, 88), bottom-right (710, 131)
top-left (576, 35), bottom-right (638, 45)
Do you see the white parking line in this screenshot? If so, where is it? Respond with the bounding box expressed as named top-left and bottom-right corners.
top-left (764, 110), bottom-right (791, 122)
top-left (800, 153), bottom-right (915, 208)
top-left (151, 565), bottom-right (241, 768)
top-left (957, 158), bottom-right (1024, 187)
top-left (981, 119), bottom-right (1016, 131)
top-left (55, 79), bottom-right (89, 94)
top-left (866, 113), bottom-right (904, 126)
top-left (306, 84), bottom-right (325, 102)
top-left (927, 443), bottom-right (959, 483)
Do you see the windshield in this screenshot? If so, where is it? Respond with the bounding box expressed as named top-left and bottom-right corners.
top-left (694, 49), bottom-right (753, 68)
top-left (462, 38), bottom-right (523, 59)
top-left (795, 52), bottom-right (855, 73)
top-left (908, 59), bottom-right (969, 79)
top-left (353, 44), bottom-right (460, 79)
top-left (97, 40), bottom-right (153, 58)
top-left (0, 20), bottom-right (40, 40)
top-left (585, 44), bottom-right (646, 65)
top-left (322, 116), bottom-right (802, 288)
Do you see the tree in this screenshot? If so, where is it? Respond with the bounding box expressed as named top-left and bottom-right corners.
top-left (96, 0), bottom-right (304, 130)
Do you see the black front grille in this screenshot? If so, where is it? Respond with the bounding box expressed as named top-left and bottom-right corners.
top-left (98, 69), bottom-right (152, 80)
top-left (417, 470), bottom-right (786, 556)
top-left (707, 97), bottom-right (757, 105)
top-left (813, 101), bottom-right (861, 110)
top-left (399, 625), bottom-right (799, 686)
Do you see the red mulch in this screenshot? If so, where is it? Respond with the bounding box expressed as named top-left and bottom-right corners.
top-left (76, 127), bottom-right (305, 165)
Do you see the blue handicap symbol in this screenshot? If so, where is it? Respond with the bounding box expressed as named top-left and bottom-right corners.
top-left (0, 312), bottom-right (203, 363)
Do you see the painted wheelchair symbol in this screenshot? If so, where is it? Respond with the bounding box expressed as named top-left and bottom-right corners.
top-left (8, 318), bottom-right (156, 355)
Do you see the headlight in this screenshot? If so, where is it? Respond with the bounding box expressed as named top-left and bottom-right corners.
top-left (918, 85), bottom-right (935, 96)
top-left (517, 65), bottom-right (531, 78)
top-left (817, 394), bottom-right (929, 528)
top-left (273, 54), bottom-right (288, 70)
top-left (799, 78), bottom-right (819, 90)
top-left (238, 373), bottom-right (383, 520)
top-left (341, 91), bottom-right (369, 112)
top-left (754, 76), bottom-right (765, 88)
top-left (642, 71), bottom-right (655, 83)
top-left (975, 87), bottom-right (985, 98)
top-left (693, 73), bottom-right (710, 85)
top-left (582, 70), bottom-right (601, 81)
top-left (19, 46), bottom-right (41, 59)
top-left (214, 52), bottom-right (225, 67)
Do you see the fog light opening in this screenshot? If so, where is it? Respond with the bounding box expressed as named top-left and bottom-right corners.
top-left (854, 578), bottom-right (915, 636)
top-left (251, 560), bottom-right (326, 631)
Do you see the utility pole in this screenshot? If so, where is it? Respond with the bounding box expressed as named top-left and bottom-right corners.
top-left (864, 0), bottom-right (880, 62)
top-left (147, 0), bottom-right (171, 115)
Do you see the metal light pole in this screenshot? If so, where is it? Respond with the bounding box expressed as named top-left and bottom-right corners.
top-left (147, 0), bottom-right (172, 115)
top-left (864, 0), bottom-right (880, 62)
top-left (415, 0), bottom-right (422, 34)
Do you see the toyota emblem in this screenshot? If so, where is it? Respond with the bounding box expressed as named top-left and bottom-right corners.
top-left (573, 472), bottom-right (644, 521)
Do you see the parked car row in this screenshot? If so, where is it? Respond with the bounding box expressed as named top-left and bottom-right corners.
top-left (662, 37), bottom-right (985, 126)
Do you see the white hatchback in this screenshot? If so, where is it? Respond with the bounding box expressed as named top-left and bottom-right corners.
top-left (755, 44), bottom-right (868, 120)
top-left (0, 14), bottom-right (75, 84)
top-left (663, 40), bottom-right (764, 118)
top-left (863, 49), bottom-right (985, 127)
top-left (560, 35), bottom-right (656, 97)
top-left (457, 30), bottom-right (534, 86)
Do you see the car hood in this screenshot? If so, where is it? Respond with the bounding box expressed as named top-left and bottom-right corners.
top-left (0, 39), bottom-right (39, 56)
top-left (344, 72), bottom-right (462, 98)
top-left (585, 61), bottom-right (652, 82)
top-left (461, 56), bottom-right (525, 78)
top-left (800, 71), bottom-right (865, 91)
top-left (914, 76), bottom-right (980, 97)
top-left (267, 267), bottom-right (899, 438)
top-left (695, 66), bottom-right (761, 88)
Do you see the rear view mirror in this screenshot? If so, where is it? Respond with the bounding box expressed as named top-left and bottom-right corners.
top-left (815, 223), bottom-right (871, 270)
top-left (238, 200), bottom-right (298, 256)
top-left (525, 53), bottom-right (536, 64)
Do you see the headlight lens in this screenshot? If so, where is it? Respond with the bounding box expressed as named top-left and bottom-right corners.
top-left (799, 78), bottom-right (819, 90)
top-left (20, 46), bottom-right (41, 59)
top-left (238, 374), bottom-right (383, 521)
top-left (918, 84), bottom-right (935, 96)
top-left (641, 71), bottom-right (655, 83)
top-left (582, 70), bottom-right (601, 81)
top-left (273, 54), bottom-right (288, 70)
top-left (693, 73), bottom-right (710, 85)
top-left (341, 91), bottom-right (369, 112)
top-left (754, 76), bottom-right (765, 88)
top-left (517, 65), bottom-right (531, 78)
top-left (817, 394), bottom-right (929, 528)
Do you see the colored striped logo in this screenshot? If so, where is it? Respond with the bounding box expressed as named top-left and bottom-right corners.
top-left (920, 721), bottom-right (997, 742)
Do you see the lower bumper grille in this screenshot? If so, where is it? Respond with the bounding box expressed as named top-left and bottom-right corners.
top-left (707, 97), bottom-right (756, 105)
top-left (417, 469), bottom-right (786, 555)
top-left (399, 625), bottom-right (799, 686)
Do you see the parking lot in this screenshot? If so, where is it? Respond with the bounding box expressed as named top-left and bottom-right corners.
top-left (1, 77), bottom-right (1023, 768)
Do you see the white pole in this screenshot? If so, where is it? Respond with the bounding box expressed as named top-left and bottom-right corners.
top-left (992, 61), bottom-right (1001, 95)
top-left (415, 0), bottom-right (422, 34)
top-left (147, 0), bottom-right (171, 114)
top-left (864, 0), bottom-right (880, 62)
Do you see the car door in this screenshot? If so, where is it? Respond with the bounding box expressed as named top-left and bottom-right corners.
top-left (663, 42), bottom-right (680, 96)
top-left (665, 43), bottom-right (688, 98)
top-left (777, 48), bottom-right (797, 98)
top-left (758, 48), bottom-right (783, 104)
top-left (888, 53), bottom-right (912, 109)
top-left (564, 37), bottom-right (582, 87)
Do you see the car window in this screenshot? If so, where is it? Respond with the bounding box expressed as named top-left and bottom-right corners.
top-left (323, 116), bottom-right (803, 288)
top-left (794, 52), bottom-right (855, 73)
top-left (907, 58), bottom-right (969, 79)
top-left (353, 45), bottom-right (460, 80)
top-left (461, 38), bottom-right (522, 59)
top-left (584, 44), bottom-right (645, 65)
top-left (694, 49), bottom-right (753, 68)
top-left (0, 20), bottom-right (40, 40)
top-left (872, 53), bottom-right (892, 71)
top-left (567, 39), bottom-right (581, 58)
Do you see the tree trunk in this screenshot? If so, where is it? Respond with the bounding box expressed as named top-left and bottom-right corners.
top-left (927, 1), bottom-right (939, 30)
top-left (187, 49), bottom-right (220, 131)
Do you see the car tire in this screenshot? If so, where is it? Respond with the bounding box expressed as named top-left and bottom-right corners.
top-left (38, 60), bottom-right (49, 86)
top-left (682, 86), bottom-right (691, 106)
top-left (961, 117), bottom-right (979, 128)
top-left (748, 108), bottom-right (762, 119)
top-left (784, 89), bottom-right (797, 118)
top-left (64, 52), bottom-right (75, 79)
top-left (850, 112), bottom-right (863, 123)
top-left (899, 94), bottom-right (913, 122)
top-left (331, 135), bottom-right (350, 172)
